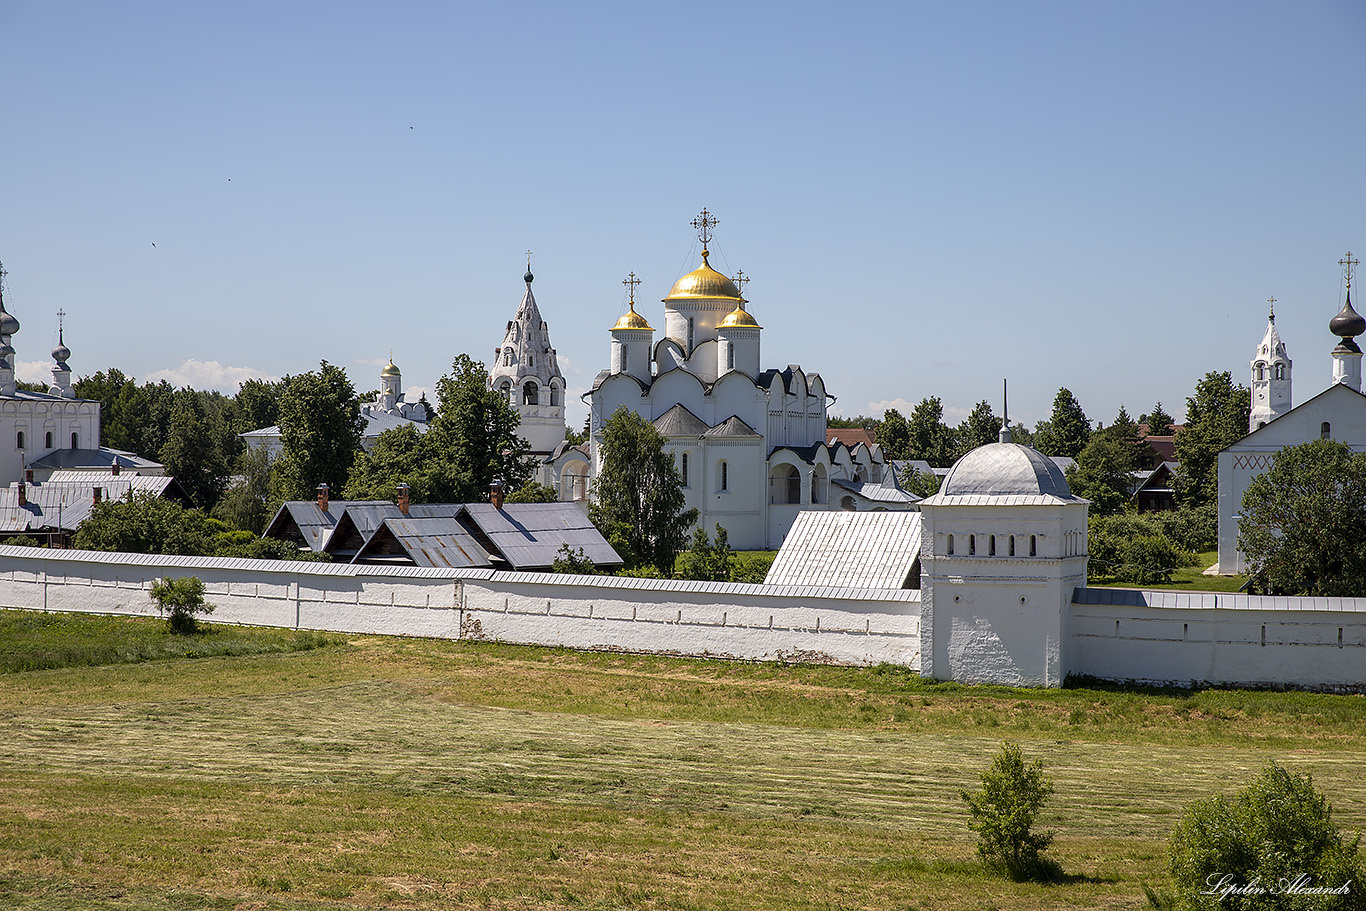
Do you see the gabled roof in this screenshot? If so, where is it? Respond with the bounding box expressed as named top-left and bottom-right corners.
top-left (263, 500), bottom-right (369, 552)
top-left (702, 415), bottom-right (761, 438)
top-left (0, 475), bottom-right (183, 534)
top-left (28, 448), bottom-right (164, 473)
top-left (324, 502), bottom-right (467, 558)
top-left (826, 428), bottom-right (875, 448)
top-left (461, 502), bottom-right (622, 570)
top-left (766, 510), bottom-right (922, 589)
top-left (1224, 381), bottom-right (1366, 451)
top-left (355, 516), bottom-right (497, 569)
top-left (830, 477), bottom-right (920, 505)
top-left (653, 403), bottom-right (710, 437)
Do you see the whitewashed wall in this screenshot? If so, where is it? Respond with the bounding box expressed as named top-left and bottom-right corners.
top-left (1071, 589), bottom-right (1366, 690)
top-left (0, 546), bottom-right (921, 668)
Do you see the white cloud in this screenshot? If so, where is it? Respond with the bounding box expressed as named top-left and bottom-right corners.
top-left (146, 359), bottom-right (280, 392)
top-left (556, 354), bottom-right (585, 377)
top-left (15, 361), bottom-right (53, 387)
top-left (404, 385), bottom-right (433, 405)
top-left (858, 397), bottom-right (917, 419)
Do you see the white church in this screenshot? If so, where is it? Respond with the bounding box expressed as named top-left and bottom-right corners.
top-left (1217, 253), bottom-right (1366, 573)
top-left (585, 211), bottom-right (915, 550)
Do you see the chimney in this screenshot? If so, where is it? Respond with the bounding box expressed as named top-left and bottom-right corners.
top-left (396, 482), bottom-right (410, 515)
top-left (24, 468), bottom-right (33, 483)
top-left (17, 482), bottom-right (26, 507)
top-left (93, 486), bottom-right (102, 504)
top-left (111, 462), bottom-right (121, 477)
top-left (317, 483), bottom-right (330, 512)
top-left (490, 479), bottom-right (504, 510)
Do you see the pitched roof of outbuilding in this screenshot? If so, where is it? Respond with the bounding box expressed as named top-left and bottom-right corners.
top-left (766, 510), bottom-right (923, 589)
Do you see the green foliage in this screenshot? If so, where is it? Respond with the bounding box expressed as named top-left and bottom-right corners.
top-left (1239, 439), bottom-right (1366, 596)
top-left (425, 354), bottom-right (534, 501)
top-left (564, 422), bottom-right (589, 446)
top-left (728, 551), bottom-right (776, 584)
top-left (159, 389), bottom-right (229, 508)
top-left (1174, 372), bottom-right (1250, 509)
top-left (1167, 763), bottom-right (1363, 910)
top-left (900, 466), bottom-right (943, 499)
top-left (550, 544), bottom-right (599, 575)
top-left (211, 445), bottom-right (273, 535)
top-left (1034, 388), bottom-right (1090, 459)
top-left (74, 492), bottom-right (216, 556)
top-left (590, 408), bottom-right (698, 574)
top-left (235, 378), bottom-right (287, 434)
top-left (1006, 422), bottom-right (1034, 448)
top-left (1145, 402), bottom-right (1175, 437)
top-left (342, 423), bottom-right (431, 501)
top-left (1067, 436), bottom-right (1139, 515)
top-left (148, 576), bottom-right (214, 635)
top-left (614, 564), bottom-right (665, 578)
top-left (960, 742), bottom-right (1057, 881)
top-left (1148, 504), bottom-right (1218, 554)
top-left (1088, 514), bottom-right (1192, 584)
top-left (505, 482), bottom-right (559, 504)
top-left (675, 524), bottom-right (732, 582)
top-left (878, 408), bottom-right (910, 459)
top-left (956, 400), bottom-right (1001, 458)
top-left (906, 397), bottom-right (960, 467)
top-left (2, 535), bottom-right (42, 547)
top-left (271, 361), bottom-right (364, 502)
top-left (828, 415), bottom-right (879, 430)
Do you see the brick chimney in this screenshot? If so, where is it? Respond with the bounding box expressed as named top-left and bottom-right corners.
top-left (490, 479), bottom-right (504, 510)
top-left (24, 468), bottom-right (33, 483)
top-left (317, 483), bottom-right (330, 512)
top-left (396, 482), bottom-right (410, 515)
top-left (17, 482), bottom-right (26, 507)
top-left (111, 462), bottom-right (121, 477)
top-left (93, 486), bottom-right (103, 505)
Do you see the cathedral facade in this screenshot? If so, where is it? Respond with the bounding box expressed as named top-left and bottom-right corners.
top-left (587, 212), bottom-right (912, 551)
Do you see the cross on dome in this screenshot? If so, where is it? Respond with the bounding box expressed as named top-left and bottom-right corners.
top-left (1341, 252), bottom-right (1359, 289)
top-left (691, 209), bottom-right (718, 250)
top-left (1267, 296), bottom-right (1276, 321)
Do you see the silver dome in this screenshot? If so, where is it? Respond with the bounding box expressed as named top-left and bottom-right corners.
top-left (939, 442), bottom-right (1076, 498)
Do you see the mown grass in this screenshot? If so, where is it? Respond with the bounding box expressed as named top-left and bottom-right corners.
top-left (1091, 551), bottom-right (1248, 593)
top-left (1, 610), bottom-right (1364, 910)
top-left (0, 610), bottom-right (343, 673)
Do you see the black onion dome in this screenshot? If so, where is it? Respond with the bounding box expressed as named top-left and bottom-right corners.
top-left (1330, 290), bottom-right (1365, 340)
top-left (524, 271), bottom-right (534, 284)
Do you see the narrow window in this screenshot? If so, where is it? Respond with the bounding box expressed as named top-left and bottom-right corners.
top-left (727, 344), bottom-right (735, 370)
top-left (44, 431), bottom-right (52, 449)
top-left (1030, 535), bottom-right (1037, 556)
top-left (71, 432), bottom-right (78, 449)
top-left (1322, 422), bottom-right (1331, 440)
top-left (1009, 535), bottom-right (1015, 557)
top-left (968, 534), bottom-right (976, 555)
top-left (1261, 624), bottom-right (1267, 647)
top-left (681, 452), bottom-right (689, 486)
top-left (16, 431), bottom-right (24, 450)
top-left (1275, 364), bottom-right (1284, 380)
top-left (528, 353), bottom-right (534, 367)
top-left (989, 535), bottom-right (996, 556)
top-left (947, 534), bottom-right (955, 555)
top-left (621, 343), bottom-right (629, 373)
top-left (688, 317), bottom-right (695, 350)
top-left (1256, 364), bottom-right (1265, 381)
top-left (720, 461), bottom-right (728, 491)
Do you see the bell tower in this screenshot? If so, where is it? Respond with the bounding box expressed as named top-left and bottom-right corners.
top-left (1249, 298), bottom-right (1291, 431)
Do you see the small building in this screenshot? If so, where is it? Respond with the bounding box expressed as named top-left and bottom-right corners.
top-left (0, 470), bottom-right (189, 546)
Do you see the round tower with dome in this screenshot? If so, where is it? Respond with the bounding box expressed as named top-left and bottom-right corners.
top-left (916, 413), bottom-right (1089, 686)
top-left (488, 261), bottom-right (567, 458)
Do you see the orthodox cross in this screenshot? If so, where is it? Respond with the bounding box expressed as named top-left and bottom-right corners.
top-left (1341, 252), bottom-right (1359, 289)
top-left (691, 209), bottom-right (718, 249)
top-left (526, 249), bottom-right (533, 271)
top-left (1267, 296), bottom-right (1276, 320)
top-left (623, 271), bottom-right (641, 305)
top-left (734, 269), bottom-right (750, 298)
top-left (57, 309), bottom-right (66, 336)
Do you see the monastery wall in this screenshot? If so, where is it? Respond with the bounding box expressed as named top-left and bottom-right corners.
top-left (0, 546), bottom-right (922, 668)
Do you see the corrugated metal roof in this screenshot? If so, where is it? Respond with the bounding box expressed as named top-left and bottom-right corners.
top-left (917, 494), bottom-right (1084, 506)
top-left (357, 516), bottom-right (495, 569)
top-left (463, 502), bottom-right (623, 569)
top-left (0, 476), bottom-right (181, 533)
top-left (703, 415), bottom-right (762, 438)
top-left (28, 448), bottom-right (164, 472)
top-left (1073, 587), bottom-right (1366, 613)
top-left (766, 510), bottom-right (923, 589)
top-left (262, 501), bottom-right (369, 552)
top-left (830, 478), bottom-right (919, 505)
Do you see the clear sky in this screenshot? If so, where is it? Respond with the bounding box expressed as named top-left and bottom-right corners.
top-left (1, 1), bottom-right (1362, 432)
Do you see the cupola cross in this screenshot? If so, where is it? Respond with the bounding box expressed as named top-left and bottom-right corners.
top-left (525, 249), bottom-right (533, 271)
top-left (691, 209), bottom-right (718, 249)
top-left (623, 272), bottom-right (641, 305)
top-left (1341, 252), bottom-right (1360, 289)
top-left (1267, 296), bottom-right (1276, 320)
top-left (734, 270), bottom-right (750, 298)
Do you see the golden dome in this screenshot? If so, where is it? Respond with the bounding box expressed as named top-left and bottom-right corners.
top-left (718, 304), bottom-right (762, 329)
top-left (612, 302), bottom-right (653, 331)
top-left (381, 359), bottom-right (401, 377)
top-left (664, 250), bottom-right (742, 301)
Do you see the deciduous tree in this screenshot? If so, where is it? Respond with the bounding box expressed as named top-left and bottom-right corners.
top-left (1173, 372), bottom-right (1249, 509)
top-left (271, 361), bottom-right (364, 501)
top-left (1033, 388), bottom-right (1090, 459)
top-left (906, 397), bottom-right (959, 467)
top-left (159, 390), bottom-right (229, 509)
top-left (878, 408), bottom-right (910, 460)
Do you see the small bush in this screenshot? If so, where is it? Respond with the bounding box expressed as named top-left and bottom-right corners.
top-left (729, 551), bottom-right (776, 584)
top-left (1167, 762), bottom-right (1363, 910)
top-left (149, 576), bottom-right (215, 635)
top-left (960, 742), bottom-right (1057, 881)
top-left (675, 525), bottom-right (731, 582)
top-left (551, 544), bottom-right (598, 575)
top-left (1088, 515), bottom-right (1192, 584)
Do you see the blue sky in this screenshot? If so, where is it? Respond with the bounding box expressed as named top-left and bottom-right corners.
top-left (1, 0), bottom-right (1363, 431)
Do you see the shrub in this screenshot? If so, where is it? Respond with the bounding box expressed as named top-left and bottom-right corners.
top-left (1166, 762), bottom-right (1363, 910)
top-left (1149, 503), bottom-right (1218, 554)
top-left (675, 524), bottom-right (731, 582)
top-left (551, 544), bottom-right (598, 575)
top-left (149, 576), bottom-right (215, 635)
top-left (729, 551), bottom-right (776, 584)
top-left (1088, 515), bottom-right (1193, 584)
top-left (960, 742), bottom-right (1057, 880)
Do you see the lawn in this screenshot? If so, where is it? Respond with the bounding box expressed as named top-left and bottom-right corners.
top-left (1090, 551), bottom-right (1248, 593)
top-left (1, 610), bottom-right (1363, 910)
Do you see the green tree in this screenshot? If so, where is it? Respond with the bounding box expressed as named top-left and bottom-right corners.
top-left (134, 380), bottom-right (179, 462)
top-left (589, 407), bottom-right (698, 573)
top-left (1167, 763), bottom-right (1364, 911)
top-left (159, 390), bottom-right (229, 509)
top-left (271, 361), bottom-right (364, 501)
top-left (73, 492), bottom-right (216, 556)
top-left (1066, 437), bottom-right (1136, 515)
top-left (956, 400), bottom-right (1000, 457)
top-left (424, 354), bottom-right (534, 502)
top-left (899, 465), bottom-right (942, 499)
top-left (960, 743), bottom-right (1057, 881)
top-left (148, 576), bottom-right (215, 635)
top-left (211, 445), bottom-right (274, 534)
top-left (1034, 388), bottom-right (1090, 459)
top-left (1087, 514), bottom-right (1190, 584)
top-left (1239, 439), bottom-right (1366, 596)
top-left (828, 415), bottom-right (878, 430)
top-left (906, 397), bottom-right (959, 467)
top-left (1101, 405), bottom-right (1148, 468)
top-left (74, 368), bottom-right (142, 452)
top-left (1173, 372), bottom-right (1250, 509)
top-left (342, 423), bottom-right (430, 501)
top-left (1144, 401), bottom-right (1175, 437)
top-left (505, 482), bottom-right (559, 503)
top-left (878, 408), bottom-right (910, 459)
top-left (675, 524), bottom-right (732, 581)
top-left (234, 377), bottom-right (286, 433)
top-left (550, 544), bottom-right (599, 575)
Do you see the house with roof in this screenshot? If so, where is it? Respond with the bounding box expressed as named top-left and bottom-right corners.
top-left (0, 469), bottom-right (189, 546)
top-left (587, 211), bottom-right (916, 550)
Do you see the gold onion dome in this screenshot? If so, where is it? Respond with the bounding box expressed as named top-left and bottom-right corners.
top-left (612, 302), bottom-right (653, 331)
top-left (664, 250), bottom-right (742, 301)
top-left (719, 303), bottom-right (762, 329)
top-left (381, 359), bottom-right (401, 377)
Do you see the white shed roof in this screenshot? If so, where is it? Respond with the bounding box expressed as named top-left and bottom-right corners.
top-left (765, 510), bottom-right (922, 589)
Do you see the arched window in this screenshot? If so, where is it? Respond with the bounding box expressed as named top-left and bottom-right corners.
top-left (16, 431), bottom-right (24, 450)
top-left (719, 461), bottom-right (728, 491)
top-left (947, 534), bottom-right (955, 555)
top-left (1322, 422), bottom-right (1331, 440)
top-left (1256, 364), bottom-right (1265, 381)
top-left (680, 452), bottom-right (689, 487)
top-left (503, 350), bottom-right (512, 366)
top-left (44, 431), bottom-right (52, 449)
top-left (688, 318), bottom-right (695, 350)
top-left (523, 382), bottom-right (538, 405)
top-left (769, 464), bottom-right (801, 504)
top-left (549, 384), bottom-right (562, 406)
top-left (989, 535), bottom-right (996, 556)
top-left (968, 534), bottom-right (976, 556)
top-left (1009, 535), bottom-right (1016, 557)
top-left (71, 432), bottom-right (78, 449)
top-left (1030, 535), bottom-right (1037, 557)
top-left (528, 353), bottom-right (534, 367)
top-left (1275, 364), bottom-right (1284, 380)
top-left (620, 343), bottom-right (629, 373)
top-left (727, 344), bottom-right (735, 370)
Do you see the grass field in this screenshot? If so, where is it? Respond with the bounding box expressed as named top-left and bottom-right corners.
top-left (1090, 552), bottom-right (1248, 593)
top-left (1, 611), bottom-right (1364, 910)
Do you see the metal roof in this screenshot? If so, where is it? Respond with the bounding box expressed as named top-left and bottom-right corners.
top-left (0, 476), bottom-right (182, 534)
top-left (262, 500), bottom-right (369, 552)
top-left (766, 510), bottom-right (923, 589)
top-left (461, 502), bottom-right (623, 569)
top-left (1073, 587), bottom-right (1366, 614)
top-left (355, 516), bottom-right (496, 569)
top-left (830, 478), bottom-right (920, 505)
top-left (703, 415), bottom-right (762, 438)
top-left (28, 448), bottom-right (164, 472)
top-left (921, 443), bottom-right (1087, 505)
top-left (653, 403), bottom-right (710, 437)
